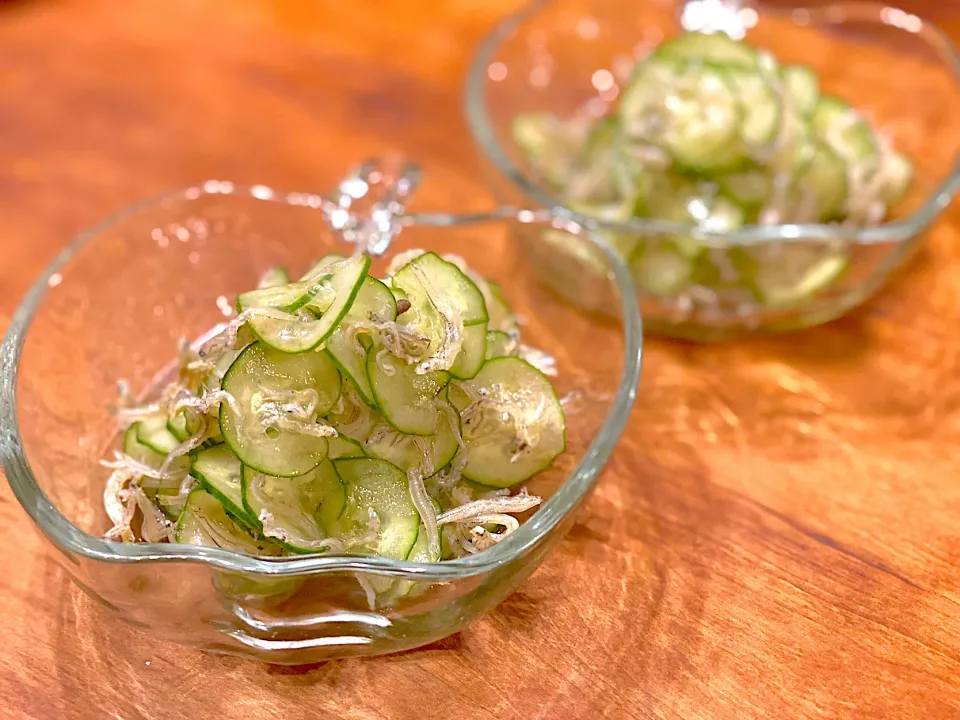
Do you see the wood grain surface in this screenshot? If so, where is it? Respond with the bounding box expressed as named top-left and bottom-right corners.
top-left (3, 0), bottom-right (960, 718)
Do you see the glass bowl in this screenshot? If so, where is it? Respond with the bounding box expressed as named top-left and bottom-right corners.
top-left (0, 168), bottom-right (642, 665)
top-left (465, 0), bottom-right (960, 341)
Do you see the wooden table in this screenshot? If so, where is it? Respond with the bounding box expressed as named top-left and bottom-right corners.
top-left (3, 0), bottom-right (960, 717)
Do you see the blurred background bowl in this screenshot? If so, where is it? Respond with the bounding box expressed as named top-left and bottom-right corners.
top-left (465, 0), bottom-right (960, 341)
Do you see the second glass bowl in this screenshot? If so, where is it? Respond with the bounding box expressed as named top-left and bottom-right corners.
top-left (466, 0), bottom-right (960, 341)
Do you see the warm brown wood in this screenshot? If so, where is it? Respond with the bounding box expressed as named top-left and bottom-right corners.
top-left (3, 0), bottom-right (960, 717)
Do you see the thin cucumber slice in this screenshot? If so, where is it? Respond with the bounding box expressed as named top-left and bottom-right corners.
top-left (486, 281), bottom-right (519, 336)
top-left (390, 285), bottom-right (408, 302)
top-left (621, 58), bottom-right (743, 172)
top-left (728, 68), bottom-right (781, 148)
top-left (878, 151), bottom-right (914, 206)
top-left (325, 277), bottom-right (398, 407)
top-left (459, 357), bottom-right (566, 488)
top-left (449, 323), bottom-right (487, 380)
top-left (136, 415), bottom-right (181, 455)
top-left (719, 169), bottom-right (771, 208)
top-left (567, 200), bottom-right (643, 263)
top-left (629, 246), bottom-right (694, 296)
top-left (191, 444), bottom-right (257, 529)
top-left (383, 521), bottom-right (443, 603)
top-left (392, 252), bottom-right (488, 326)
top-left (328, 434), bottom-right (366, 460)
top-left (655, 31), bottom-right (758, 68)
top-left (363, 401), bottom-right (460, 476)
top-left (237, 275), bottom-right (335, 315)
top-left (247, 254), bottom-right (370, 354)
top-left (793, 140), bottom-right (849, 220)
top-left (167, 413), bottom-right (191, 443)
top-left (697, 196), bottom-right (745, 234)
top-left (782, 65), bottom-right (819, 116)
top-left (299, 253), bottom-right (348, 283)
top-left (511, 111), bottom-right (588, 186)
top-left (485, 330), bottom-right (519, 359)
top-left (257, 266), bottom-right (291, 289)
top-left (124, 422), bottom-right (165, 466)
top-left (565, 116), bottom-right (632, 204)
top-left (242, 460), bottom-right (346, 553)
top-left (638, 174), bottom-right (742, 258)
top-left (744, 243), bottom-right (848, 307)
top-left (332, 458), bottom-right (420, 560)
top-left (124, 422), bottom-right (186, 517)
top-left (366, 348), bottom-right (449, 436)
top-left (174, 489), bottom-right (283, 556)
top-left (446, 380), bottom-right (472, 413)
top-left (220, 341), bottom-right (340, 477)
top-left (812, 95), bottom-right (878, 174)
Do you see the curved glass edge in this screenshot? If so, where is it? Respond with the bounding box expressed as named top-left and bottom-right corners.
top-left (464, 0), bottom-right (960, 246)
top-left (0, 184), bottom-right (643, 580)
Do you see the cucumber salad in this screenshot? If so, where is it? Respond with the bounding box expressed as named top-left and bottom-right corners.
top-left (101, 250), bottom-right (566, 572)
top-left (513, 31), bottom-right (914, 308)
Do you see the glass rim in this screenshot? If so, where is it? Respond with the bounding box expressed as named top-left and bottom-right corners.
top-left (463, 0), bottom-right (960, 246)
top-left (0, 181), bottom-right (643, 580)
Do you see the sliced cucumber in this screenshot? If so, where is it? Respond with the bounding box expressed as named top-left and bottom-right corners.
top-left (629, 246), bottom-right (694, 296)
top-left (621, 58), bottom-right (743, 172)
top-left (124, 422), bottom-right (165, 466)
top-left (367, 348), bottom-right (449, 436)
top-left (719, 169), bottom-right (771, 208)
top-left (167, 413), bottom-right (192, 443)
top-left (782, 65), bottom-right (819, 116)
top-left (449, 323), bottom-right (487, 380)
top-left (459, 357), bottom-right (566, 488)
top-left (567, 199), bottom-right (643, 263)
top-left (247, 254), bottom-right (370, 354)
top-left (793, 140), bottom-right (849, 220)
top-left (174, 489), bottom-right (282, 556)
top-left (485, 330), bottom-right (519, 359)
top-left (124, 421), bottom-right (186, 517)
top-left (743, 243), bottom-right (848, 307)
top-left (511, 111), bottom-right (587, 187)
top-left (812, 95), bottom-right (878, 175)
top-left (565, 116), bottom-right (631, 204)
top-left (325, 276), bottom-right (398, 406)
top-left (136, 415), bottom-right (181, 455)
top-left (383, 521), bottom-right (443, 603)
top-left (655, 31), bottom-right (758, 68)
top-left (190, 444), bottom-right (256, 529)
top-left (363, 401), bottom-right (459, 476)
top-left (300, 253), bottom-right (348, 283)
top-left (728, 68), bottom-right (781, 148)
top-left (257, 266), bottom-right (291, 289)
top-left (237, 275), bottom-right (334, 315)
top-left (242, 460), bottom-right (346, 553)
top-left (328, 434), bottom-right (366, 460)
top-left (392, 252), bottom-right (488, 326)
top-left (220, 341), bottom-right (340, 477)
top-left (332, 458), bottom-right (420, 560)
top-left (878, 151), bottom-right (913, 206)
